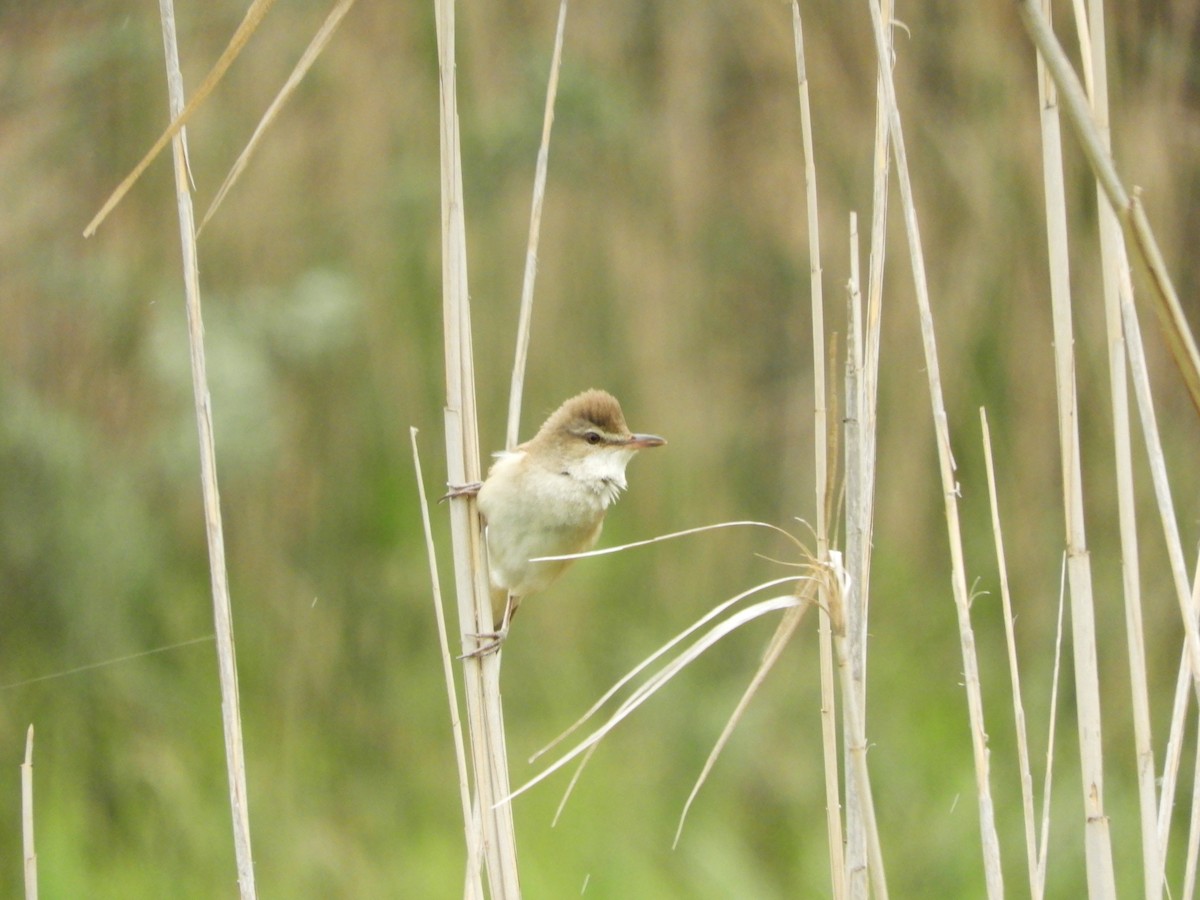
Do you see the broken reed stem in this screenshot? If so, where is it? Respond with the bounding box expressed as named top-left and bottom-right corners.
top-left (156, 2), bottom-right (257, 895)
top-left (22, 725), bottom-right (36, 900)
top-left (864, 0), bottom-right (1004, 894)
top-left (789, 4), bottom-right (844, 895)
top-left (410, 429), bottom-right (482, 899)
top-left (980, 410), bottom-right (1041, 899)
top-left (1026, 2), bottom-right (1117, 893)
top-left (433, 0), bottom-right (521, 893)
top-left (506, 0), bottom-right (568, 451)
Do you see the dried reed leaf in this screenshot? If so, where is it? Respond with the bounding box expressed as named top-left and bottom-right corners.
top-left (85, 0), bottom-right (278, 237)
top-left (200, 0), bottom-right (357, 234)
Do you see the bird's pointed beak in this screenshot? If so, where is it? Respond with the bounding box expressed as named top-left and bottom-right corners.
top-left (626, 433), bottom-right (666, 449)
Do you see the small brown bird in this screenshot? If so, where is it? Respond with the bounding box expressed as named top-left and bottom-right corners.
top-left (455, 390), bottom-right (665, 645)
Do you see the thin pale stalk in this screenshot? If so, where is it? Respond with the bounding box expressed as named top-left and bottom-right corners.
top-left (157, 3), bottom-right (256, 894)
top-left (790, 5), bottom-right (843, 894)
top-left (410, 429), bottom-right (482, 900)
top-left (1074, 1), bottom-right (1161, 892)
top-left (865, 0), bottom-right (1004, 893)
top-left (1035, 560), bottom-right (1069, 894)
top-left (1183, 724), bottom-right (1200, 899)
top-left (980, 410), bottom-right (1040, 898)
top-left (506, 0), bottom-right (569, 450)
top-left (434, 0), bottom-right (520, 892)
top-left (22, 725), bottom-right (35, 900)
top-left (1157, 556), bottom-right (1200, 880)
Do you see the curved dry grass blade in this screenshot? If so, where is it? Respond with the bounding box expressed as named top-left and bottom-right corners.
top-left (84, 0), bottom-right (277, 237)
top-left (503, 596), bottom-right (802, 808)
top-left (506, 0), bottom-right (569, 450)
top-left (531, 520), bottom-right (805, 565)
top-left (550, 744), bottom-right (597, 828)
top-left (674, 586), bottom-right (817, 848)
top-left (199, 0), bottom-right (357, 234)
top-left (530, 575), bottom-right (805, 763)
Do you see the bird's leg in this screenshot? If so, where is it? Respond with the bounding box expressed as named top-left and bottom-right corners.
top-left (460, 593), bottom-right (517, 659)
top-left (441, 481), bottom-right (482, 502)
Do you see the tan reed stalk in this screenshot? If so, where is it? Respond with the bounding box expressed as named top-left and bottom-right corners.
top-left (156, 3), bottom-right (257, 894)
top-left (410, 429), bottom-right (482, 899)
top-left (788, 5), bottom-right (843, 895)
top-left (1072, 2), bottom-right (1162, 892)
top-left (506, 0), bottom-right (569, 451)
top-left (980, 410), bottom-right (1041, 898)
top-left (1025, 3), bottom-right (1118, 894)
top-left (864, 0), bottom-right (1004, 893)
top-left (434, 0), bottom-right (520, 893)
top-left (22, 725), bottom-right (36, 900)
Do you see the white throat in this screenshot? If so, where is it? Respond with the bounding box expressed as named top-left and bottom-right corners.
top-left (567, 447), bottom-right (636, 508)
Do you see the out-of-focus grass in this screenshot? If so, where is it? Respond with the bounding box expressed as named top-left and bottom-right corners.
top-left (2, 0), bottom-right (1199, 895)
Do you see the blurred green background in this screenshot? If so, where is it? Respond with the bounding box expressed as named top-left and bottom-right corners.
top-left (3, 0), bottom-right (1200, 895)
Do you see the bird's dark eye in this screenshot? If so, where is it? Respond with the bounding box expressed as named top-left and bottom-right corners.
top-left (584, 431), bottom-right (603, 445)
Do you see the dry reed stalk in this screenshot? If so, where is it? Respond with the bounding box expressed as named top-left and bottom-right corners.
top-left (22, 725), bottom-right (35, 900)
top-left (1072, 1), bottom-right (1161, 892)
top-left (788, 5), bottom-right (843, 895)
top-left (1016, 0), bottom-right (1200, 416)
top-left (156, 2), bottom-right (257, 895)
top-left (506, 0), bottom-right (568, 451)
top-left (864, 0), bottom-right (1004, 893)
top-left (410, 429), bottom-right (482, 899)
top-left (1025, 3), bottom-right (1118, 894)
top-left (980, 410), bottom-right (1041, 898)
top-left (433, 0), bottom-right (520, 893)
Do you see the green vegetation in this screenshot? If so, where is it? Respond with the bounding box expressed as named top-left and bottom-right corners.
top-left (2, 1), bottom-right (1198, 895)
